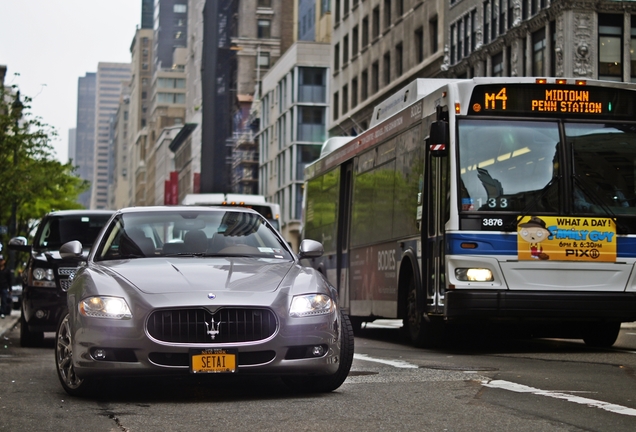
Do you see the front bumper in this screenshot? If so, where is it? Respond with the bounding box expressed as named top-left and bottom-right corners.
top-left (445, 290), bottom-right (636, 322)
top-left (71, 309), bottom-right (342, 379)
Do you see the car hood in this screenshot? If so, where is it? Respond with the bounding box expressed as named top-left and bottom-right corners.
top-left (101, 258), bottom-right (295, 294)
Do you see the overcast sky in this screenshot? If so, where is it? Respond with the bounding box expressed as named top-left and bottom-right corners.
top-left (1, 0), bottom-right (141, 163)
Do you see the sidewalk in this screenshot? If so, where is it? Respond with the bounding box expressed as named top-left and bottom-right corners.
top-left (0, 309), bottom-right (19, 336)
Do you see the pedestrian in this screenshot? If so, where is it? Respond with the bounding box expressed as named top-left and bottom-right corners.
top-left (0, 254), bottom-right (13, 318)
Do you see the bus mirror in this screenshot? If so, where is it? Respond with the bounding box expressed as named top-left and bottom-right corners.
top-left (429, 121), bottom-right (449, 157)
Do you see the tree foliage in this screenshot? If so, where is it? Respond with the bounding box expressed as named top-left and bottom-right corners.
top-left (0, 86), bottom-right (89, 244)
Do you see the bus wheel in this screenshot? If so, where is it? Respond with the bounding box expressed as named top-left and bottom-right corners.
top-left (403, 275), bottom-right (440, 347)
top-left (582, 322), bottom-right (620, 348)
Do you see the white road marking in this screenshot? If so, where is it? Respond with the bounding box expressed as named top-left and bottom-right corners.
top-left (482, 379), bottom-right (636, 417)
top-left (353, 353), bottom-right (418, 368)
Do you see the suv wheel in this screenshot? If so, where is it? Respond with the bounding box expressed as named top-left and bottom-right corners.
top-left (19, 311), bottom-right (44, 347)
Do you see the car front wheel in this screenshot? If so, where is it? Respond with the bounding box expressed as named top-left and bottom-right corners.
top-left (55, 313), bottom-right (93, 396)
top-left (282, 312), bottom-right (355, 393)
top-left (19, 311), bottom-right (44, 347)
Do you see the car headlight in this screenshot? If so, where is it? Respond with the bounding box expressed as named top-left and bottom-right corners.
top-left (32, 267), bottom-right (56, 287)
top-left (79, 296), bottom-right (132, 319)
top-left (290, 294), bottom-right (333, 317)
top-left (455, 268), bottom-right (494, 282)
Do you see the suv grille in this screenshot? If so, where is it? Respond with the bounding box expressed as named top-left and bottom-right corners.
top-left (147, 308), bottom-right (278, 344)
top-left (58, 267), bottom-right (77, 292)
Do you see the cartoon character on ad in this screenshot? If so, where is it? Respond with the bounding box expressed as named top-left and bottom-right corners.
top-left (518, 216), bottom-right (550, 260)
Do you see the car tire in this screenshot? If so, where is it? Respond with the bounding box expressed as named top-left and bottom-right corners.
top-left (282, 312), bottom-right (355, 393)
top-left (582, 321), bottom-right (621, 348)
top-left (55, 313), bottom-right (94, 397)
top-left (19, 311), bottom-right (44, 347)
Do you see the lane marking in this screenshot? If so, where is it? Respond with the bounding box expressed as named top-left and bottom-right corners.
top-left (482, 379), bottom-right (636, 417)
top-left (353, 353), bottom-right (418, 368)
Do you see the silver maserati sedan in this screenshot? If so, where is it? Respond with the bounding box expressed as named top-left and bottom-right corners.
top-left (55, 206), bottom-right (353, 396)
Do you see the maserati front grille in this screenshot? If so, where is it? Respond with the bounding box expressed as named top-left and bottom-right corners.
top-left (146, 308), bottom-right (278, 344)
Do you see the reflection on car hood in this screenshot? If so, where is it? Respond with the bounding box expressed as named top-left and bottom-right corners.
top-left (103, 258), bottom-right (294, 294)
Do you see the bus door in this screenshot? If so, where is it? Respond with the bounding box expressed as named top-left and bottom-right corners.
top-left (337, 161), bottom-right (353, 311)
top-left (424, 115), bottom-right (450, 315)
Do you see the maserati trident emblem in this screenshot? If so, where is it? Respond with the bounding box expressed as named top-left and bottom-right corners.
top-left (208, 293), bottom-right (216, 299)
top-left (205, 317), bottom-right (221, 340)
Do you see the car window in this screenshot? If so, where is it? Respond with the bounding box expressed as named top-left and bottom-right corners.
top-left (35, 214), bottom-right (112, 250)
top-left (96, 210), bottom-right (293, 261)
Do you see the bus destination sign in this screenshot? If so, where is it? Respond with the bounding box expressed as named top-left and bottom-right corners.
top-left (468, 84), bottom-right (636, 119)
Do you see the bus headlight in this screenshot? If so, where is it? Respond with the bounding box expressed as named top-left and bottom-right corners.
top-left (455, 268), bottom-right (494, 282)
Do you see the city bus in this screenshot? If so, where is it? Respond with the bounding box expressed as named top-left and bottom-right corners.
top-left (302, 77), bottom-right (636, 347)
top-left (181, 193), bottom-right (281, 231)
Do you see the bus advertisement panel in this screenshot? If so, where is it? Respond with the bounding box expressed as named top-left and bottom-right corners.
top-left (303, 77), bottom-right (636, 348)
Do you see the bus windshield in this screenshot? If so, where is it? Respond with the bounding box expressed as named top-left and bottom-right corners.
top-left (458, 118), bottom-right (636, 215)
top-left (568, 122), bottom-right (636, 215)
top-left (458, 119), bottom-right (560, 212)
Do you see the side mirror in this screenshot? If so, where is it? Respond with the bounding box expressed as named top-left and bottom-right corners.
top-left (298, 239), bottom-right (324, 259)
top-left (59, 241), bottom-right (84, 261)
top-left (8, 236), bottom-right (31, 252)
top-left (429, 120), bottom-right (449, 157)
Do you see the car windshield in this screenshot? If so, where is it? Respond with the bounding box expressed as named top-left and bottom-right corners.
top-left (95, 210), bottom-right (293, 261)
top-left (35, 214), bottom-right (112, 250)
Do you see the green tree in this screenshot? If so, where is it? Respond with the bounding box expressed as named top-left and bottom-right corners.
top-left (0, 86), bottom-right (89, 244)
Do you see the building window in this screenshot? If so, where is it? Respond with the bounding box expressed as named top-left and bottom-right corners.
top-left (383, 51), bottom-right (391, 85)
top-left (362, 16), bottom-right (369, 46)
top-left (396, 43), bottom-right (403, 77)
top-left (492, 51), bottom-right (504, 76)
top-left (352, 25), bottom-right (359, 57)
top-left (257, 0), bottom-right (272, 7)
top-left (298, 67), bottom-right (326, 103)
top-left (335, 0), bottom-right (341, 23)
top-left (334, 42), bottom-right (340, 71)
top-left (599, 14), bottom-right (623, 82)
top-left (257, 20), bottom-right (271, 38)
top-left (415, 27), bottom-right (424, 62)
top-left (397, 0), bottom-right (404, 17)
top-left (372, 6), bottom-right (380, 39)
top-left (342, 84), bottom-right (349, 114)
top-left (483, 1), bottom-right (490, 44)
top-left (507, 0), bottom-right (514, 30)
top-left (430, 16), bottom-right (438, 54)
top-left (257, 51), bottom-right (270, 68)
top-left (351, 77), bottom-right (358, 108)
top-left (343, 34), bottom-right (349, 64)
top-left (333, 92), bottom-right (339, 120)
top-left (384, 0), bottom-right (391, 30)
top-left (174, 4), bottom-right (187, 13)
top-left (372, 61), bottom-right (379, 93)
top-left (361, 69), bottom-right (368, 100)
top-left (298, 107), bottom-right (326, 142)
top-left (532, 27), bottom-right (546, 76)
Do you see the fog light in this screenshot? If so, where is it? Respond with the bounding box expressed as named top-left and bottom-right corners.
top-left (93, 349), bottom-right (107, 360)
top-left (35, 310), bottom-right (46, 319)
top-left (311, 345), bottom-right (325, 357)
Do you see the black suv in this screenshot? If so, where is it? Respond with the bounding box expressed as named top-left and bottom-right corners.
top-left (9, 210), bottom-right (114, 346)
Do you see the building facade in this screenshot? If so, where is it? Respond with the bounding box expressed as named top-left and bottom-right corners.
top-left (258, 41), bottom-right (331, 249)
top-left (89, 63), bottom-right (131, 209)
top-left (330, 0), bottom-right (446, 138)
top-left (445, 0), bottom-right (636, 82)
top-left (74, 72), bottom-right (97, 208)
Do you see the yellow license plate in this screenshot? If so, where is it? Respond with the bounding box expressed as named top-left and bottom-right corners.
top-left (190, 349), bottom-right (237, 373)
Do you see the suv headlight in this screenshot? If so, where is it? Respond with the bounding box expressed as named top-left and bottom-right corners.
top-left (290, 294), bottom-right (333, 317)
top-left (79, 296), bottom-right (132, 319)
top-left (32, 267), bottom-right (56, 288)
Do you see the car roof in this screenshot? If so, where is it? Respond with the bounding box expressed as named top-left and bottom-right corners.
top-left (44, 209), bottom-right (116, 217)
top-left (116, 205), bottom-right (260, 215)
